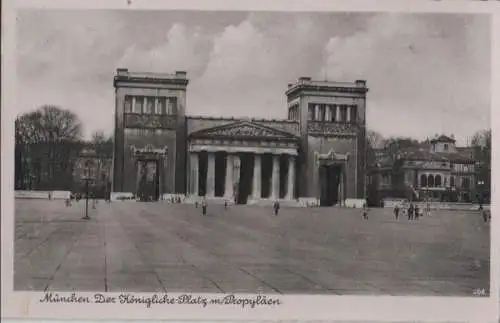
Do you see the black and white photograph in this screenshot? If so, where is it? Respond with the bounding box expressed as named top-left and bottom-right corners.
top-left (2, 0), bottom-right (498, 321)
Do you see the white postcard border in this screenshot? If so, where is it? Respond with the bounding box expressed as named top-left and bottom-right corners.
top-left (2, 0), bottom-right (499, 321)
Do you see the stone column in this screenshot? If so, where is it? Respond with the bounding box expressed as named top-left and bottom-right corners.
top-left (271, 154), bottom-right (280, 200)
top-left (132, 97), bottom-right (136, 113)
top-left (325, 105), bottom-right (330, 122)
top-left (190, 152), bottom-right (199, 196)
top-left (314, 105), bottom-right (320, 121)
top-left (206, 152), bottom-right (216, 197)
top-left (335, 104), bottom-right (341, 122)
top-left (224, 154), bottom-right (234, 198)
top-left (154, 97), bottom-right (159, 114)
top-left (346, 105), bottom-right (351, 122)
top-left (286, 156), bottom-right (295, 200)
top-left (233, 155), bottom-right (241, 198)
top-left (252, 154), bottom-right (262, 199)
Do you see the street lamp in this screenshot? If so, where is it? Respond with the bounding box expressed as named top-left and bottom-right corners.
top-left (80, 148), bottom-right (96, 220)
top-left (82, 166), bottom-right (92, 220)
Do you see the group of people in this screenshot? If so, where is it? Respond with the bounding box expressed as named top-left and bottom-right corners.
top-left (393, 202), bottom-right (426, 220)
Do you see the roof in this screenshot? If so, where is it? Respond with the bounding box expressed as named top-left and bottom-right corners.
top-left (399, 147), bottom-right (475, 163)
top-left (188, 120), bottom-right (298, 141)
top-left (430, 135), bottom-right (456, 143)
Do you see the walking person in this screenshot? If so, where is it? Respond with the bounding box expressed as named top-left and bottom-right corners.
top-left (408, 202), bottom-right (414, 221)
top-left (362, 203), bottom-right (369, 220)
top-left (273, 200), bottom-right (280, 216)
top-left (425, 200), bottom-right (431, 216)
top-left (394, 204), bottom-right (400, 219)
top-left (201, 197), bottom-right (207, 216)
top-left (482, 208), bottom-right (489, 223)
top-left (414, 204), bottom-right (420, 220)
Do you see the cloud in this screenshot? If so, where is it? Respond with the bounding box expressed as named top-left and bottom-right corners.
top-left (16, 11), bottom-right (490, 145)
top-left (320, 13), bottom-right (490, 144)
top-left (117, 23), bottom-right (212, 76)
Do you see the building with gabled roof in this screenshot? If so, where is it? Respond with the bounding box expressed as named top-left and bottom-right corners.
top-left (367, 134), bottom-right (478, 204)
top-left (112, 69), bottom-right (368, 206)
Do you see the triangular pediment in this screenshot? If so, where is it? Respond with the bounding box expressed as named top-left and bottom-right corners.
top-left (189, 121), bottom-right (298, 141)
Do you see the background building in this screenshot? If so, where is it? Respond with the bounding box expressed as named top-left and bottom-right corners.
top-left (367, 135), bottom-right (479, 205)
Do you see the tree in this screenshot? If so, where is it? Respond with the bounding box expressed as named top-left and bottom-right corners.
top-left (384, 136), bottom-right (420, 157)
top-left (15, 105), bottom-right (83, 143)
top-left (15, 106), bottom-right (83, 190)
top-left (471, 129), bottom-right (491, 203)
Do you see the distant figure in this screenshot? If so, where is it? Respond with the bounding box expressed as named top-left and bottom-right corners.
top-left (224, 200), bottom-right (228, 209)
top-left (408, 203), bottom-right (414, 220)
top-left (414, 204), bottom-right (420, 220)
top-left (273, 200), bottom-right (280, 216)
top-left (425, 201), bottom-right (431, 217)
top-left (201, 197), bottom-right (207, 216)
top-left (482, 209), bottom-right (489, 223)
top-left (195, 201), bottom-right (199, 208)
top-left (48, 192), bottom-right (52, 200)
top-left (362, 203), bottom-right (369, 220)
top-left (65, 198), bottom-right (71, 207)
top-left (394, 204), bottom-right (400, 219)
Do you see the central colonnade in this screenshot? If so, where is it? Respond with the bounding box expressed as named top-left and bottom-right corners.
top-left (188, 146), bottom-right (297, 203)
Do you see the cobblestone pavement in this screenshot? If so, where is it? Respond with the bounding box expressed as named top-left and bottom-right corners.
top-left (13, 199), bottom-right (490, 296)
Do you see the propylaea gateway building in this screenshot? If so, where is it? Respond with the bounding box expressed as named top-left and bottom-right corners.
top-left (111, 68), bottom-right (368, 206)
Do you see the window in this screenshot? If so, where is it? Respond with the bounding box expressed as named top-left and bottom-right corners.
top-left (427, 174), bottom-right (434, 187)
top-left (145, 97), bottom-right (155, 114)
top-left (158, 97), bottom-right (167, 115)
top-left (308, 105), bottom-right (314, 121)
top-left (420, 174), bottom-right (427, 187)
top-left (319, 104), bottom-right (326, 121)
top-left (350, 105), bottom-right (357, 123)
top-left (340, 105), bottom-right (348, 122)
top-left (329, 105), bottom-right (336, 122)
top-left (168, 98), bottom-right (177, 115)
top-left (435, 175), bottom-right (442, 187)
top-left (444, 144), bottom-right (449, 151)
top-left (135, 96), bottom-right (144, 113)
top-left (450, 176), bottom-right (455, 187)
top-left (124, 96), bottom-right (132, 113)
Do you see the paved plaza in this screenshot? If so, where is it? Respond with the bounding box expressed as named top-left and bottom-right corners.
top-left (14, 199), bottom-right (490, 296)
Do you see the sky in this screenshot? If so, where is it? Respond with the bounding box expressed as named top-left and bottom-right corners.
top-left (16, 10), bottom-right (491, 146)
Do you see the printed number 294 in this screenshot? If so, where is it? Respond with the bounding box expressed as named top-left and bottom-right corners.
top-left (473, 288), bottom-right (487, 296)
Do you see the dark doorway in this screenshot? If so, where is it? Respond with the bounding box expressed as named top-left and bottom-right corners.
top-left (261, 154), bottom-right (273, 198)
top-left (237, 153), bottom-right (254, 204)
top-left (214, 152), bottom-right (227, 197)
top-left (319, 165), bottom-right (341, 206)
top-left (137, 160), bottom-right (160, 201)
top-left (279, 155), bottom-right (288, 199)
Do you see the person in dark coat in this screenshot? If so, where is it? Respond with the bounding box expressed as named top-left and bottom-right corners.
top-left (394, 204), bottom-right (400, 219)
top-left (482, 209), bottom-right (489, 223)
top-left (273, 200), bottom-right (280, 216)
top-left (408, 203), bottom-right (414, 220)
top-left (414, 204), bottom-right (420, 220)
top-left (362, 203), bottom-right (369, 220)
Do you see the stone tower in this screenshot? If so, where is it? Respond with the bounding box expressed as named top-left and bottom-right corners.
top-left (286, 77), bottom-right (368, 204)
top-left (112, 68), bottom-right (188, 199)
